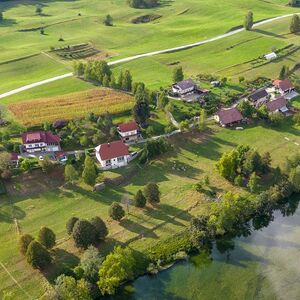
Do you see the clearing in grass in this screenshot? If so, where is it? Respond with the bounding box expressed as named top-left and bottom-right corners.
top-left (8, 88), bottom-right (134, 126)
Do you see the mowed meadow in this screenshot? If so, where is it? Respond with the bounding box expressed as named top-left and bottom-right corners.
top-left (0, 0), bottom-right (297, 63)
top-left (8, 88), bottom-right (134, 126)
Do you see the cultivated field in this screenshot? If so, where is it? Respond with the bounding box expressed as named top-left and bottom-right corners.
top-left (8, 88), bottom-right (134, 126)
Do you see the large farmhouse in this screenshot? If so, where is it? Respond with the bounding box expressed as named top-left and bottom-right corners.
top-left (22, 131), bottom-right (61, 153)
top-left (172, 79), bottom-right (198, 95)
top-left (117, 121), bottom-right (141, 143)
top-left (215, 107), bottom-right (244, 127)
top-left (95, 140), bottom-right (131, 170)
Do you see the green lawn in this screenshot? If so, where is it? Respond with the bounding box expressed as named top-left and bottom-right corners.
top-left (1, 120), bottom-right (299, 299)
top-left (0, 54), bottom-right (71, 94)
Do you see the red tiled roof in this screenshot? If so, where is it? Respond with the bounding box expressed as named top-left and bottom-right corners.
top-left (266, 97), bottom-right (287, 112)
top-left (118, 121), bottom-right (139, 133)
top-left (98, 140), bottom-right (129, 160)
top-left (272, 79), bottom-right (293, 91)
top-left (217, 108), bottom-right (243, 125)
top-left (22, 131), bottom-right (60, 144)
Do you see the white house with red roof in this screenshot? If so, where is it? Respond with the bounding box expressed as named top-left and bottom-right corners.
top-left (117, 121), bottom-right (141, 143)
top-left (95, 140), bottom-right (131, 170)
top-left (22, 131), bottom-right (61, 153)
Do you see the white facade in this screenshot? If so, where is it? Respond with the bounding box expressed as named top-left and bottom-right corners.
top-left (95, 145), bottom-right (131, 170)
top-left (24, 142), bottom-right (60, 153)
top-left (118, 129), bottom-right (141, 142)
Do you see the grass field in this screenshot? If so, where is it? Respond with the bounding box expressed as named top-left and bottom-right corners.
top-left (0, 0), bottom-right (297, 63)
top-left (0, 121), bottom-right (299, 299)
top-left (0, 54), bottom-right (71, 94)
top-left (111, 16), bottom-right (300, 89)
top-left (8, 88), bottom-right (134, 126)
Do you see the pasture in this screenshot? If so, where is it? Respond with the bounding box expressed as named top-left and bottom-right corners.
top-left (8, 88), bottom-right (134, 126)
top-left (1, 121), bottom-right (300, 298)
top-left (0, 0), bottom-right (296, 63)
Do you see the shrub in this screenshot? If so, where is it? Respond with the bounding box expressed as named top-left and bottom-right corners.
top-left (38, 227), bottom-right (56, 249)
top-left (144, 183), bottom-right (160, 204)
top-left (72, 220), bottom-right (97, 249)
top-left (26, 241), bottom-right (51, 269)
top-left (109, 202), bottom-right (125, 221)
top-left (90, 216), bottom-right (108, 241)
top-left (134, 190), bottom-right (146, 208)
top-left (19, 234), bottom-right (34, 255)
top-left (66, 217), bottom-right (79, 235)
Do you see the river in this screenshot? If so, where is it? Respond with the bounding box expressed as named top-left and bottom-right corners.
top-left (117, 196), bottom-right (300, 300)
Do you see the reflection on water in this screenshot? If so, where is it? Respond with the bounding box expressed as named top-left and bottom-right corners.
top-left (116, 196), bottom-right (300, 300)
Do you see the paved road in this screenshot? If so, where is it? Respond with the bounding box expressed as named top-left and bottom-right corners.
top-left (0, 12), bottom-right (299, 100)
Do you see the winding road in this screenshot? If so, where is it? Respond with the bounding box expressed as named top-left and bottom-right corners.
top-left (0, 12), bottom-right (299, 100)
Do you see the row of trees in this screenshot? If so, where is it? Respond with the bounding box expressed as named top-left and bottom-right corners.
top-left (19, 227), bottom-right (56, 269)
top-left (73, 61), bottom-right (133, 92)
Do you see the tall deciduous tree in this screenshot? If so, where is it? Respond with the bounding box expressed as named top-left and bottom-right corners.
top-left (144, 183), bottom-right (160, 204)
top-left (52, 275), bottom-right (91, 300)
top-left (19, 234), bottom-right (34, 255)
top-left (64, 164), bottom-right (78, 184)
top-left (26, 241), bottom-right (51, 269)
top-left (38, 227), bottom-right (56, 249)
top-left (66, 216), bottom-right (79, 235)
top-left (244, 11), bottom-right (253, 31)
top-left (290, 14), bottom-right (300, 33)
top-left (82, 156), bottom-right (97, 185)
top-left (98, 246), bottom-right (135, 295)
top-left (109, 202), bottom-right (125, 221)
top-left (90, 216), bottom-right (108, 241)
top-left (172, 66), bottom-right (184, 83)
top-left (72, 219), bottom-right (97, 249)
top-left (134, 190), bottom-right (146, 208)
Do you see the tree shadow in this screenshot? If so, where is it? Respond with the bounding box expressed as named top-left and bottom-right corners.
top-left (0, 204), bottom-right (26, 223)
top-left (144, 206), bottom-right (185, 227)
top-left (159, 203), bottom-right (192, 222)
top-left (42, 248), bottom-right (79, 283)
top-left (120, 218), bottom-right (158, 239)
top-left (253, 28), bottom-right (285, 39)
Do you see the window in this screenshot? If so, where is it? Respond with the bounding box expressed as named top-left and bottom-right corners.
top-left (106, 160), bottom-right (111, 166)
top-left (117, 156), bottom-right (125, 162)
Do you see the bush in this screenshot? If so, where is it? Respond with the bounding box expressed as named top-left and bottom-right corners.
top-left (134, 190), bottom-right (146, 208)
top-left (109, 202), bottom-right (125, 221)
top-left (66, 217), bottom-right (79, 235)
top-left (144, 183), bottom-right (160, 204)
top-left (38, 227), bottom-right (56, 249)
top-left (26, 241), bottom-right (51, 269)
top-left (90, 216), bottom-right (108, 241)
top-left (72, 220), bottom-right (97, 249)
top-left (19, 234), bottom-right (34, 255)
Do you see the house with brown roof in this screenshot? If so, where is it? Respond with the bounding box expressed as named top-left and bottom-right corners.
top-left (214, 107), bottom-right (244, 127)
top-left (22, 131), bottom-right (61, 153)
top-left (272, 79), bottom-right (294, 95)
top-left (117, 121), bottom-right (141, 143)
top-left (95, 140), bottom-right (131, 170)
top-left (249, 89), bottom-right (269, 107)
top-left (266, 96), bottom-right (288, 113)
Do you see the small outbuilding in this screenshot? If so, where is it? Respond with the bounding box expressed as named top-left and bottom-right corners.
top-left (264, 52), bottom-right (277, 61)
top-left (266, 96), bottom-right (288, 113)
top-left (249, 89), bottom-right (269, 107)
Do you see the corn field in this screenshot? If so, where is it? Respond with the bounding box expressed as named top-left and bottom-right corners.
top-left (9, 88), bottom-right (133, 126)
